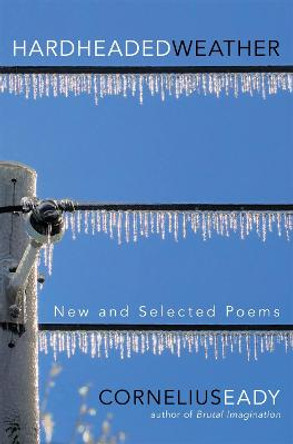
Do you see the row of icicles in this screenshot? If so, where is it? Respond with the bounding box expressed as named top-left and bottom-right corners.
top-left (41, 210), bottom-right (293, 276)
top-left (38, 330), bottom-right (293, 362)
top-left (0, 72), bottom-right (292, 104)
top-left (64, 210), bottom-right (293, 242)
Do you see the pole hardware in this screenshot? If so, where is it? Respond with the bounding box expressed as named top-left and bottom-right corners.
top-left (6, 199), bottom-right (65, 325)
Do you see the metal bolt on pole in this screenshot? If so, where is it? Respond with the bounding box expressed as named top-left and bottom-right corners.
top-left (0, 162), bottom-right (39, 444)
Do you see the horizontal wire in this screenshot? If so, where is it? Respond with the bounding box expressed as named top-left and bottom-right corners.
top-left (0, 203), bottom-right (293, 215)
top-left (0, 66), bottom-right (293, 74)
top-left (38, 323), bottom-right (293, 332)
top-left (0, 205), bottom-right (23, 214)
top-left (1, 323), bottom-right (292, 336)
top-left (72, 203), bottom-right (293, 212)
top-left (2, 323), bottom-right (292, 334)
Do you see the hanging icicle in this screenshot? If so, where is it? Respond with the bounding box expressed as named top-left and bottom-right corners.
top-left (41, 225), bottom-right (55, 276)
top-left (38, 330), bottom-right (293, 361)
top-left (65, 210), bottom-right (293, 244)
top-left (0, 72), bottom-right (292, 104)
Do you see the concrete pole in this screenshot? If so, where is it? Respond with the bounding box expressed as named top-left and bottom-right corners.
top-left (0, 162), bottom-right (39, 443)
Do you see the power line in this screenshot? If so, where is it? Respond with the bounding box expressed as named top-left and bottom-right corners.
top-left (71, 203), bottom-right (293, 212)
top-left (38, 323), bottom-right (293, 332)
top-left (0, 202), bottom-right (293, 215)
top-left (0, 65), bottom-right (293, 74)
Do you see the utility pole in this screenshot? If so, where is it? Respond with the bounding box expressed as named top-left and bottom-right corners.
top-left (0, 162), bottom-right (39, 444)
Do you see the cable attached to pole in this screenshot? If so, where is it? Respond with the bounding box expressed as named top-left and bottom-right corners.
top-left (0, 200), bottom-right (293, 214)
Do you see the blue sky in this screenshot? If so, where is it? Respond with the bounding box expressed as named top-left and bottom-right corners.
top-left (0, 0), bottom-right (293, 443)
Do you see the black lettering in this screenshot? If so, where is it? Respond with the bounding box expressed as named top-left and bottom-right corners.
top-left (99, 389), bottom-right (112, 405)
top-left (115, 389), bottom-right (130, 405)
top-left (223, 40), bottom-right (236, 56)
top-left (196, 390), bottom-right (208, 405)
top-left (238, 40), bottom-right (251, 56)
top-left (269, 40), bottom-right (280, 56)
top-left (164, 390), bottom-right (176, 405)
top-left (133, 390), bottom-right (145, 405)
top-left (255, 40), bottom-right (266, 56)
top-left (178, 390), bottom-right (188, 405)
top-left (172, 40), bottom-right (193, 56)
top-left (147, 390), bottom-right (161, 405)
top-left (211, 389), bottom-right (221, 405)
top-left (195, 40), bottom-right (207, 56)
top-left (208, 40), bottom-right (224, 56)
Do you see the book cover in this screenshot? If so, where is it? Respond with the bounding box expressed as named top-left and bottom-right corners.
top-left (0, 1), bottom-right (292, 443)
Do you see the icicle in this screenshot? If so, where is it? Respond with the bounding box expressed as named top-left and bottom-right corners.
top-left (96, 210), bottom-right (101, 233)
top-left (246, 334), bottom-right (251, 362)
top-left (201, 213), bottom-right (207, 241)
top-left (260, 213), bottom-right (265, 242)
top-left (91, 211), bottom-right (96, 235)
top-left (284, 213), bottom-right (291, 241)
top-left (43, 244), bottom-right (48, 268)
top-left (43, 224), bottom-right (54, 276)
top-left (203, 335), bottom-right (208, 359)
top-left (139, 211), bottom-right (144, 237)
top-left (238, 334), bottom-right (242, 354)
top-left (182, 212), bottom-right (187, 238)
top-left (84, 211), bottom-right (89, 234)
top-left (254, 334), bottom-right (258, 360)
top-left (240, 213), bottom-right (245, 240)
top-left (64, 213), bottom-right (69, 231)
top-left (102, 210), bottom-right (108, 234)
top-left (207, 213), bottom-right (212, 239)
top-left (277, 213), bottom-right (282, 237)
top-left (117, 211), bottom-right (122, 245)
top-left (77, 210), bottom-right (82, 234)
top-left (139, 75), bottom-right (144, 104)
top-left (62, 209), bottom-right (292, 244)
top-left (214, 333), bottom-right (218, 360)
top-left (221, 334), bottom-right (226, 359)
top-left (132, 211), bottom-right (138, 242)
top-left (2, 73), bottom-right (292, 105)
top-left (125, 211), bottom-right (130, 243)
top-left (104, 333), bottom-right (109, 359)
top-left (109, 212), bottom-right (114, 239)
top-left (47, 243), bottom-right (54, 276)
top-left (70, 212), bottom-right (76, 240)
top-left (144, 212), bottom-right (149, 238)
top-left (160, 212), bottom-right (166, 240)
